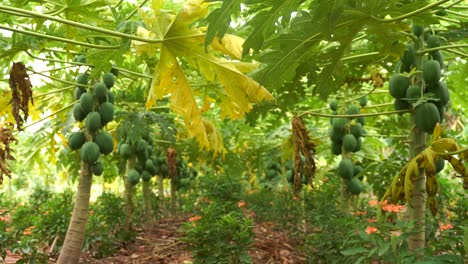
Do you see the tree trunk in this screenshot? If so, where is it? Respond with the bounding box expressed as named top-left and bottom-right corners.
top-left (123, 157), bottom-right (136, 233)
top-left (407, 36), bottom-right (427, 256)
top-left (57, 162), bottom-right (92, 264)
top-left (142, 180), bottom-right (153, 229)
top-left (170, 180), bottom-right (177, 212)
top-left (158, 175), bottom-right (164, 212)
top-left (408, 126), bottom-right (427, 254)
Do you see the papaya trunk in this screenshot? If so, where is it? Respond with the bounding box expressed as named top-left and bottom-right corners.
top-left (123, 157), bottom-right (136, 233)
top-left (57, 162), bottom-right (92, 264)
top-left (170, 180), bottom-right (176, 212)
top-left (408, 126), bottom-right (427, 255)
top-left (407, 37), bottom-right (427, 256)
top-left (142, 180), bottom-right (153, 229)
top-left (158, 175), bottom-right (164, 212)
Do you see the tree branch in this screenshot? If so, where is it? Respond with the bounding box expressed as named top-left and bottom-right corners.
top-left (371, 0), bottom-right (451, 23)
top-left (416, 44), bottom-right (468, 55)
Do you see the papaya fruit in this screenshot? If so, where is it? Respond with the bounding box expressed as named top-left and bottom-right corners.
top-left (102, 73), bottom-right (115, 88)
top-left (107, 91), bottom-right (115, 104)
top-left (389, 74), bottom-right (410, 99)
top-left (437, 105), bottom-right (445, 122)
top-left (331, 141), bottom-right (342, 155)
top-left (141, 170), bottom-right (152, 182)
top-left (91, 161), bottom-right (104, 176)
top-left (435, 9), bottom-right (447, 16)
top-left (110, 67), bottom-right (119, 77)
top-left (74, 55), bottom-right (87, 63)
top-left (350, 123), bottom-right (363, 138)
top-left (329, 99), bottom-right (338, 111)
top-left (136, 139), bottom-right (148, 154)
top-left (85, 112), bottom-right (102, 132)
top-left (329, 111), bottom-right (338, 125)
top-left (353, 165), bottom-right (363, 177)
top-left (80, 93), bottom-right (94, 114)
top-left (401, 44), bottom-right (416, 71)
top-left (76, 73), bottom-right (89, 86)
top-left (353, 137), bottom-right (362, 153)
top-left (128, 169), bottom-right (140, 185)
top-left (342, 134), bottom-right (357, 153)
top-left (337, 158), bottom-right (354, 179)
top-left (328, 127), bottom-right (343, 143)
top-left (93, 82), bottom-right (108, 103)
top-left (412, 25), bottom-right (424, 37)
top-left (80, 142), bottom-right (100, 163)
top-left (359, 96), bottom-right (368, 107)
top-left (357, 116), bottom-right (366, 126)
top-left (74, 87), bottom-right (87, 101)
top-left (431, 51), bottom-right (444, 69)
top-left (394, 99), bottom-right (411, 111)
top-left (427, 81), bottom-right (449, 107)
top-left (145, 159), bottom-right (157, 175)
top-left (119, 143), bottom-right (132, 159)
top-left (99, 102), bottom-right (114, 125)
top-left (415, 102), bottom-right (440, 134)
top-left (95, 132), bottom-right (114, 155)
top-left (68, 132), bottom-right (85, 151)
top-left (405, 85), bottom-right (421, 104)
top-left (423, 60), bottom-right (441, 86)
top-left (73, 103), bottom-right (86, 121)
top-left (347, 178), bottom-right (363, 195)
top-left (332, 118), bottom-right (347, 132)
top-left (346, 105), bottom-right (360, 118)
top-left (426, 35), bottom-right (441, 50)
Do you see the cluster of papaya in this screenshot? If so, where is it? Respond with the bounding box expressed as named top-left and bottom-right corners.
top-left (67, 65), bottom-right (117, 176)
top-left (328, 100), bottom-right (366, 156)
top-left (337, 158), bottom-right (364, 194)
top-left (390, 26), bottom-right (449, 134)
top-left (265, 161), bottom-right (282, 181)
top-left (172, 159), bottom-right (198, 191)
top-left (118, 136), bottom-right (166, 185)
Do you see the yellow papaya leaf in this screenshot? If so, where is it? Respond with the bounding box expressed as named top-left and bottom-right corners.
top-left (432, 123), bottom-right (442, 141)
top-left (431, 138), bottom-right (457, 153)
top-left (211, 35), bottom-right (245, 60)
top-left (422, 149), bottom-right (436, 176)
top-left (427, 196), bottom-right (437, 216)
top-left (445, 156), bottom-right (467, 177)
top-left (132, 0), bottom-right (273, 153)
top-left (426, 174), bottom-right (438, 197)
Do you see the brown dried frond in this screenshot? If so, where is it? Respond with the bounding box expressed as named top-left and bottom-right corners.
top-left (167, 147), bottom-right (177, 179)
top-left (292, 116), bottom-right (317, 194)
top-left (9, 62), bottom-right (34, 130)
top-left (0, 122), bottom-right (17, 184)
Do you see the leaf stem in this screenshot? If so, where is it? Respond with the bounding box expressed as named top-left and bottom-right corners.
top-left (371, 0), bottom-right (450, 23)
top-left (0, 25), bottom-right (120, 49)
top-left (433, 147), bottom-right (468, 156)
top-left (34, 86), bottom-right (75, 99)
top-left (416, 44), bottom-right (468, 55)
top-left (301, 109), bottom-right (410, 118)
top-left (0, 5), bottom-right (163, 44)
top-left (445, 48), bottom-right (468, 58)
top-left (445, 9), bottom-right (468, 18)
top-left (26, 67), bottom-right (87, 88)
top-left (23, 102), bottom-right (76, 130)
top-left (126, 0), bottom-right (150, 20)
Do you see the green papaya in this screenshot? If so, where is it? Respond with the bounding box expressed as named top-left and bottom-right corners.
top-left (80, 93), bottom-right (94, 114)
top-left (435, 159), bottom-right (445, 173)
top-left (342, 134), bottom-right (357, 153)
top-left (394, 99), bottom-right (411, 111)
top-left (347, 178), bottom-right (363, 195)
top-left (353, 165), bottom-right (363, 177)
top-left (110, 67), bottom-right (119, 77)
top-left (426, 35), bottom-right (441, 50)
top-left (350, 123), bottom-right (363, 138)
top-left (353, 137), bottom-right (362, 153)
top-left (389, 74), bottom-right (410, 99)
top-left (68, 132), bottom-right (85, 151)
top-left (329, 99), bottom-right (338, 111)
top-left (401, 45), bottom-right (416, 71)
top-left (107, 91), bottom-right (115, 104)
top-left (145, 159), bottom-right (157, 175)
top-left (141, 170), bottom-right (152, 182)
top-left (128, 169), bottom-right (140, 185)
top-left (423, 60), bottom-right (441, 86)
top-left (74, 87), bottom-right (87, 101)
top-left (102, 73), bottom-right (115, 88)
top-left (95, 132), bottom-right (114, 155)
top-left (415, 102), bottom-right (440, 134)
top-left (337, 158), bottom-right (354, 179)
top-left (357, 116), bottom-right (366, 126)
top-left (85, 112), bottom-right (102, 132)
top-left (99, 102), bottom-right (114, 125)
top-left (405, 85), bottom-right (421, 104)
top-left (76, 73), bottom-right (89, 86)
top-left (93, 82), bottom-right (108, 103)
top-left (119, 143), bottom-right (132, 159)
top-left (91, 161), bottom-right (104, 176)
top-left (412, 25), bottom-right (424, 37)
top-left (427, 81), bottom-right (449, 107)
top-left (431, 51), bottom-right (444, 69)
top-left (80, 142), bottom-right (100, 163)
top-left (346, 105), bottom-right (360, 119)
top-left (74, 55), bottom-right (87, 63)
top-left (359, 96), bottom-right (368, 107)
top-left (328, 127), bottom-right (343, 143)
top-left (73, 103), bottom-right (86, 122)
top-left (331, 141), bottom-right (342, 156)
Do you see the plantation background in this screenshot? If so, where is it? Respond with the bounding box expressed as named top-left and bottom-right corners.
top-left (0, 0), bottom-right (467, 263)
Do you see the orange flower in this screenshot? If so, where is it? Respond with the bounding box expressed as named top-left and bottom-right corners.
top-left (366, 218), bottom-right (377, 223)
top-left (189, 215), bottom-right (202, 222)
top-left (89, 210), bottom-right (95, 216)
top-left (439, 223), bottom-right (453, 231)
top-left (237, 201), bottom-right (246, 208)
top-left (352, 211), bottom-right (367, 216)
top-left (365, 226), bottom-right (378, 234)
top-left (22, 226), bottom-right (35, 235)
top-left (369, 200), bottom-right (378, 207)
top-left (381, 203), bottom-right (405, 213)
top-left (248, 190), bottom-right (255, 195)
top-left (293, 196), bottom-right (300, 201)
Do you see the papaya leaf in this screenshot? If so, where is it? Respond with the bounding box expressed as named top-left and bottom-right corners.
top-left (204, 0), bottom-right (242, 47)
top-left (133, 0), bottom-right (272, 153)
